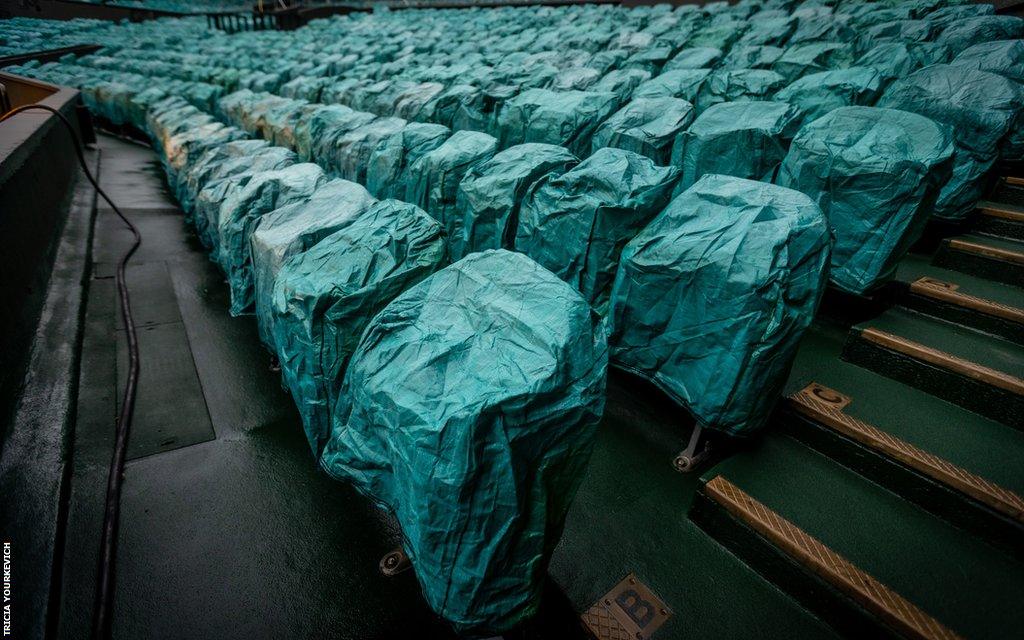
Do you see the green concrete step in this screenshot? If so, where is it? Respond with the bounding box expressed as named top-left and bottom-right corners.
top-left (895, 254), bottom-right (1024, 344)
top-left (551, 374), bottom-right (840, 640)
top-left (690, 435), bottom-right (1024, 640)
top-left (782, 325), bottom-right (1024, 556)
top-left (842, 308), bottom-right (1024, 428)
top-left (932, 233), bottom-right (1024, 288)
top-left (974, 200), bottom-right (1024, 242)
top-left (987, 177), bottom-right (1024, 215)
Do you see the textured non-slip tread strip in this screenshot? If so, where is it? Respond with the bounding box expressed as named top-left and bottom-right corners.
top-left (789, 383), bottom-right (1024, 523)
top-left (860, 328), bottom-right (1024, 397)
top-left (909, 277), bottom-right (1024, 324)
top-left (978, 203), bottom-right (1024, 223)
top-left (704, 476), bottom-right (962, 640)
top-left (947, 238), bottom-right (1024, 266)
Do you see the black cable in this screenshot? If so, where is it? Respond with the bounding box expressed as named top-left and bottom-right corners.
top-left (0, 104), bottom-right (141, 640)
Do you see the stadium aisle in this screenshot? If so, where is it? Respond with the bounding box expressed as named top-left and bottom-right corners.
top-left (58, 134), bottom-right (459, 640)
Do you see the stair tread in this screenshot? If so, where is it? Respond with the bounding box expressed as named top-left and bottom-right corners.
top-left (898, 254), bottom-right (1024, 310)
top-left (857, 308), bottom-right (1024, 380)
top-left (706, 435), bottom-right (1024, 640)
top-left (789, 325), bottom-right (1024, 495)
top-left (555, 376), bottom-right (841, 640)
top-left (947, 233), bottom-right (1024, 258)
top-left (978, 200), bottom-right (1024, 218)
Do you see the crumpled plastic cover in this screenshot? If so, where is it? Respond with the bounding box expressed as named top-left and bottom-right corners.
top-left (771, 41), bottom-right (854, 83)
top-left (672, 100), bottom-right (802, 193)
top-left (855, 42), bottom-right (921, 82)
top-left (406, 130), bottom-right (498, 245)
top-left (319, 249), bottom-right (608, 635)
top-left (778, 106), bottom-right (955, 294)
top-left (720, 45), bottom-right (785, 71)
top-left (935, 15), bottom-right (1024, 53)
top-left (662, 46), bottom-right (722, 71)
top-left (694, 68), bottom-right (786, 113)
top-left (178, 138), bottom-right (271, 221)
top-left (334, 116), bottom-right (408, 184)
top-left (453, 143), bottom-right (578, 261)
top-left (271, 199), bottom-right (447, 455)
top-left (365, 122), bottom-right (451, 200)
top-left (498, 88), bottom-right (621, 156)
top-left (878, 65), bottom-right (1022, 220)
top-left (194, 146), bottom-right (297, 254)
top-left (608, 174), bottom-right (831, 436)
top-left (214, 162), bottom-right (327, 315)
top-left (631, 68), bottom-right (710, 102)
top-left (591, 96), bottom-right (695, 164)
top-left (774, 67), bottom-right (884, 129)
top-left (164, 122), bottom-right (246, 192)
top-left (516, 147), bottom-right (679, 314)
top-left (306, 105), bottom-right (377, 173)
top-left (950, 40), bottom-right (1024, 161)
top-left (250, 179), bottom-right (377, 348)
top-left (950, 39), bottom-right (1024, 84)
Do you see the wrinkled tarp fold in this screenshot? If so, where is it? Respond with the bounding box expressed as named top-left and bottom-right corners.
top-left (320, 249), bottom-right (608, 635)
top-left (608, 174), bottom-right (830, 436)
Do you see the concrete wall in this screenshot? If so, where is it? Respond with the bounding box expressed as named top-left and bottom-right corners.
top-left (0, 75), bottom-right (83, 430)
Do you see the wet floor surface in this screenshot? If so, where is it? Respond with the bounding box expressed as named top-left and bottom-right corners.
top-left (60, 136), bottom-right (460, 639)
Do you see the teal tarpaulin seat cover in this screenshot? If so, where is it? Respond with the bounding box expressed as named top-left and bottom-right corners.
top-left (720, 45), bottom-right (785, 71)
top-left (172, 132), bottom-right (257, 218)
top-left (877, 65), bottom-right (1023, 220)
top-left (631, 68), bottom-right (711, 102)
top-left (607, 174), bottom-right (831, 436)
top-left (949, 40), bottom-right (1024, 161)
top-left (934, 15), bottom-right (1024, 53)
top-left (306, 105), bottom-right (377, 172)
top-left (516, 147), bottom-right (679, 314)
top-left (662, 46), bottom-right (722, 71)
top-left (694, 68), bottom-right (786, 113)
top-left (334, 116), bottom-right (408, 183)
top-left (774, 67), bottom-right (884, 128)
top-left (771, 41), bottom-right (854, 83)
top-left (591, 97), bottom-right (696, 164)
top-left (194, 146), bottom-right (297, 255)
top-left (319, 249), bottom-right (608, 635)
top-left (270, 199), bottom-right (447, 455)
top-left (250, 179), bottom-right (376, 348)
top-left (453, 143), bottom-right (578, 260)
top-left (269, 102), bottom-right (320, 155)
top-left (497, 88), bottom-right (621, 155)
top-left (591, 69), bottom-right (651, 103)
top-left (406, 130), bottom-right (499, 251)
top-left (215, 162), bottom-right (327, 315)
top-left (671, 100), bottom-right (802, 193)
top-left (163, 122), bottom-right (247, 192)
top-left (855, 42), bottom-right (922, 83)
top-left (950, 39), bottom-right (1024, 84)
top-left (777, 106), bottom-right (955, 295)
top-left (736, 15), bottom-right (795, 46)
top-left (365, 122), bottom-right (451, 200)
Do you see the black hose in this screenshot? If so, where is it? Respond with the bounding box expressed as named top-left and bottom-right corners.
top-left (0, 104), bottom-right (141, 640)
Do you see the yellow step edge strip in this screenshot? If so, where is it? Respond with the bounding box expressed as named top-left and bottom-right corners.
top-left (705, 476), bottom-right (963, 640)
top-left (947, 238), bottom-right (1024, 266)
top-left (978, 203), bottom-right (1024, 223)
top-left (790, 383), bottom-right (1024, 523)
top-left (860, 327), bottom-right (1024, 397)
top-left (1004, 176), bottom-right (1024, 187)
top-left (909, 277), bottom-right (1024, 324)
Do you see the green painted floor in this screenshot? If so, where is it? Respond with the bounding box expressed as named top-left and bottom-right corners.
top-left (54, 135), bottom-right (1024, 639)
